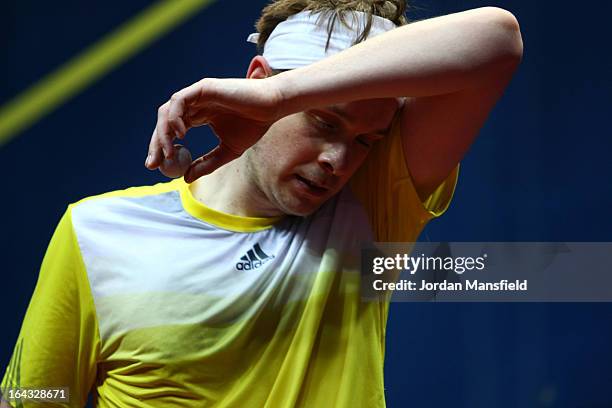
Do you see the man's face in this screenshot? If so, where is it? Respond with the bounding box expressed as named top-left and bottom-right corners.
top-left (244, 97), bottom-right (400, 216)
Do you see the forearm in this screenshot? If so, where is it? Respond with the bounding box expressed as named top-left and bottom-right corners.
top-left (271, 7), bottom-right (523, 115)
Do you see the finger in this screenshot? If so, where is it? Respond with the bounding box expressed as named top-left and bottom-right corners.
top-left (145, 126), bottom-right (163, 169)
top-left (183, 144), bottom-right (239, 183)
top-left (156, 102), bottom-right (176, 160)
top-left (168, 79), bottom-right (212, 138)
top-left (185, 109), bottom-right (211, 128)
top-left (167, 92), bottom-right (189, 139)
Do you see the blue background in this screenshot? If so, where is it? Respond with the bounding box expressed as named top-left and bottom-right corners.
top-left (1, 0), bottom-right (611, 406)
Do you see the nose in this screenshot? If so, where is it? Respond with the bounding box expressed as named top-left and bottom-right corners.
top-left (318, 142), bottom-right (351, 176)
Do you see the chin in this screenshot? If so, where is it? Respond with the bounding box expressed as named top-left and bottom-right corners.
top-left (277, 195), bottom-right (326, 217)
top-left (282, 202), bottom-right (321, 217)
top-left (271, 179), bottom-right (336, 217)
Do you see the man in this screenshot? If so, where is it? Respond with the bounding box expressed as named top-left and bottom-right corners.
top-left (1, 1), bottom-right (522, 407)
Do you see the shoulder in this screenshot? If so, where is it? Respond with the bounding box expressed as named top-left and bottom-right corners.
top-left (71, 178), bottom-right (183, 208)
top-left (68, 178), bottom-right (186, 232)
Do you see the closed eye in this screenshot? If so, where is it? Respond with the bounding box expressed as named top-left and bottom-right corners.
top-left (315, 117), bottom-right (336, 131)
top-left (356, 134), bottom-right (384, 148)
top-left (308, 111), bottom-right (338, 132)
top-left (356, 136), bottom-right (372, 148)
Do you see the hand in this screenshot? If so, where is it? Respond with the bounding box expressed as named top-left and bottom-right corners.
top-left (145, 77), bottom-right (284, 183)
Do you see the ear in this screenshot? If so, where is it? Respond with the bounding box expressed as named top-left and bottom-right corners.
top-left (246, 56), bottom-right (274, 79)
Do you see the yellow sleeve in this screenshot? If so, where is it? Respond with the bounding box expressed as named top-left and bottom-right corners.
top-left (349, 114), bottom-right (460, 242)
top-left (1, 206), bottom-right (100, 407)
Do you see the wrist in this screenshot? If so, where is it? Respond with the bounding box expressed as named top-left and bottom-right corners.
top-left (265, 71), bottom-right (303, 119)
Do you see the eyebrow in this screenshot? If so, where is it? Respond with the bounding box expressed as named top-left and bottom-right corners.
top-left (325, 106), bottom-right (391, 136)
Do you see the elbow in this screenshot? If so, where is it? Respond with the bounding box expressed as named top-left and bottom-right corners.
top-left (476, 7), bottom-right (524, 68)
top-left (491, 7), bottom-right (524, 63)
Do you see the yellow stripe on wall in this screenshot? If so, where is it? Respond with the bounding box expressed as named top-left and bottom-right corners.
top-left (0, 0), bottom-right (215, 147)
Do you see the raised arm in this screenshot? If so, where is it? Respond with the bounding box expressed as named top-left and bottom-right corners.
top-left (272, 6), bottom-right (523, 199)
top-left (146, 7), bottom-right (522, 187)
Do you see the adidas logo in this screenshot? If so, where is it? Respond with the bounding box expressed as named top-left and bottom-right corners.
top-left (235, 243), bottom-right (275, 270)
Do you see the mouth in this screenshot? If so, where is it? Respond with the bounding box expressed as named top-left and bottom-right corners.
top-left (294, 174), bottom-right (329, 197)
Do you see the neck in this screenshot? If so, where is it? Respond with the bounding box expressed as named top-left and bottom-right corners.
top-left (189, 157), bottom-right (283, 218)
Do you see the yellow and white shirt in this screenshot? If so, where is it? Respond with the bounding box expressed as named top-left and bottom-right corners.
top-left (1, 119), bottom-right (458, 408)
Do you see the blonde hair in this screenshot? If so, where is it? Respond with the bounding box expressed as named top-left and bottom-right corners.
top-left (254, 0), bottom-right (408, 53)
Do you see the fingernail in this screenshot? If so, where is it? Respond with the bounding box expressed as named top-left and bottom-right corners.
top-left (145, 154), bottom-right (151, 167)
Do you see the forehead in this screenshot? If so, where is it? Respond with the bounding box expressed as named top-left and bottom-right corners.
top-left (322, 98), bottom-right (400, 133)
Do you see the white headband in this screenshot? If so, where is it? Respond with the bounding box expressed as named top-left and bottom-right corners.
top-left (247, 10), bottom-right (397, 69)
